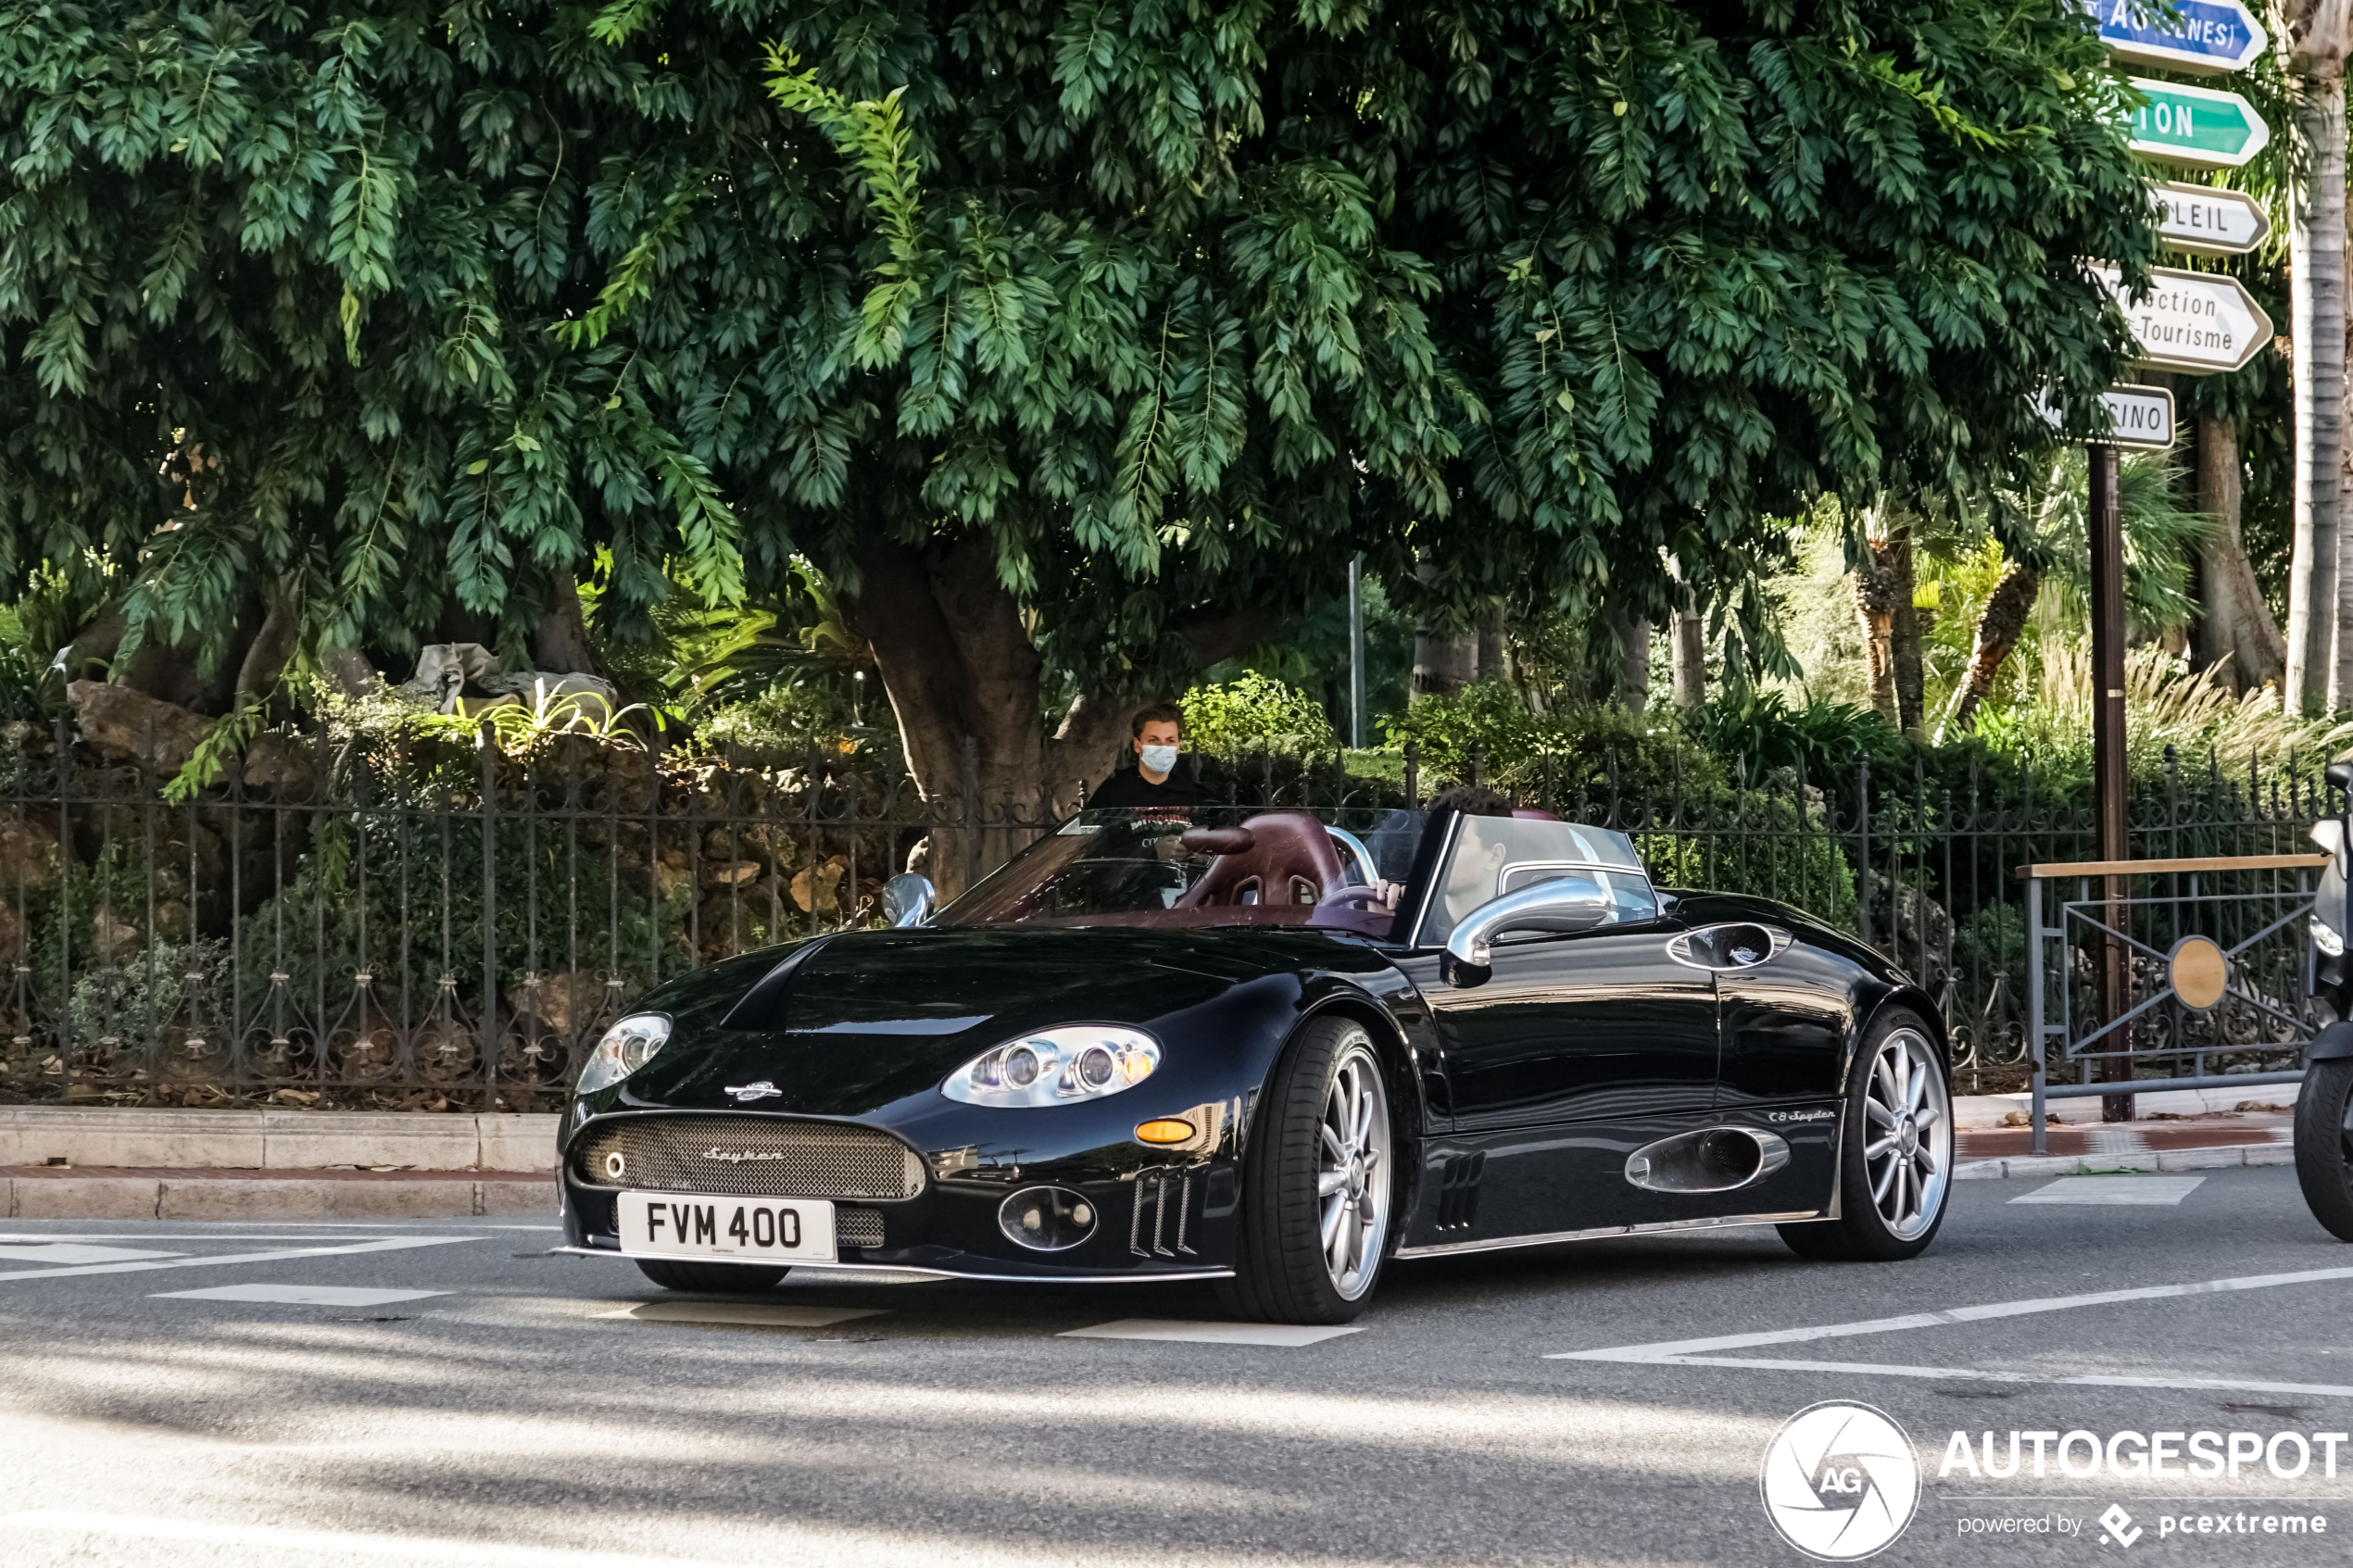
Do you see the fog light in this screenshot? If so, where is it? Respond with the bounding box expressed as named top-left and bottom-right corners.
top-left (602, 1151), bottom-right (626, 1181)
top-left (998, 1185), bottom-right (1098, 1251)
top-left (1134, 1118), bottom-right (1195, 1145)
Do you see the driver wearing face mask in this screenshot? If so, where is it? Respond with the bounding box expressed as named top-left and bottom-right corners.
top-left (1084, 702), bottom-right (1205, 809)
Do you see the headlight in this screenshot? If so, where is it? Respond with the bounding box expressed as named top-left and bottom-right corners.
top-left (943, 1025), bottom-right (1160, 1108)
top-left (575, 1013), bottom-right (671, 1094)
top-left (2318, 918), bottom-right (2346, 959)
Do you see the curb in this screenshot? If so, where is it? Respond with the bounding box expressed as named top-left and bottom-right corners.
top-left (1954, 1142), bottom-right (2295, 1181)
top-left (1, 1168), bottom-right (557, 1220)
top-left (0, 1107), bottom-right (560, 1173)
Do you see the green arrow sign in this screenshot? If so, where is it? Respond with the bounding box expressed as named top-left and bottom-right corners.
top-left (2127, 79), bottom-right (2271, 169)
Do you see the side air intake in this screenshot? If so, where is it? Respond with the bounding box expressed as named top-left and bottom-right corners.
top-left (1623, 1127), bottom-right (1792, 1195)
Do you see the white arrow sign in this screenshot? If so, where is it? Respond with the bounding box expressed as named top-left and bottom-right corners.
top-left (2153, 181), bottom-right (2271, 257)
top-left (2093, 264), bottom-right (2274, 374)
top-left (2036, 384), bottom-right (2177, 449)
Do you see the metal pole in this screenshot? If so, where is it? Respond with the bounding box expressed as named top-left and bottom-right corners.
top-left (2089, 441), bottom-right (2134, 1123)
top-left (1347, 554), bottom-right (1365, 750)
top-left (2028, 874), bottom-right (2047, 1158)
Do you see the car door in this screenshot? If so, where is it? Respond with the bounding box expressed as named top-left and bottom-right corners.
top-left (1394, 915), bottom-right (1721, 1244)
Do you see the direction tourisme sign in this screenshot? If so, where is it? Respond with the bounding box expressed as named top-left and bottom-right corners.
top-left (2153, 181), bottom-right (2271, 257)
top-left (2126, 79), bottom-right (2271, 169)
top-left (2090, 0), bottom-right (2267, 75)
top-left (2092, 264), bottom-right (2274, 373)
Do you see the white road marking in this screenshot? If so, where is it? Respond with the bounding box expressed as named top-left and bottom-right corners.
top-left (1551, 1263), bottom-right (2353, 1399)
top-left (598, 1301), bottom-right (887, 1327)
top-left (2011, 1175), bottom-right (2207, 1205)
top-left (1612, 1353), bottom-right (2353, 1399)
top-left (0, 1233), bottom-right (421, 1243)
top-left (1548, 1263), bottom-right (2353, 1362)
top-left (154, 1284), bottom-right (450, 1307)
top-left (1062, 1319), bottom-right (1365, 1347)
top-left (0, 1235), bottom-right (481, 1283)
top-left (0, 1511), bottom-right (743, 1567)
top-left (0, 1243), bottom-right (185, 1264)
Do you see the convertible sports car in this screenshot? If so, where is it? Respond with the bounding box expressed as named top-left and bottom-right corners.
top-left (556, 804), bottom-right (1954, 1323)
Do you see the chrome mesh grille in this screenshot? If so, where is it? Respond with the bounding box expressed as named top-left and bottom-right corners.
top-left (574, 1117), bottom-right (924, 1199)
top-left (837, 1207), bottom-right (885, 1248)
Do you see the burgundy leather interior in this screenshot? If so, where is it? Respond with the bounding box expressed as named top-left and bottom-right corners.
top-left (1511, 809), bottom-right (1561, 822)
top-left (1176, 811), bottom-right (1346, 909)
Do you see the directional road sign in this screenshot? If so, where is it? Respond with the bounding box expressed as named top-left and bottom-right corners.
top-left (2092, 264), bottom-right (2275, 374)
top-left (2126, 80), bottom-right (2271, 169)
top-left (2035, 383), bottom-right (2178, 448)
top-left (2091, 0), bottom-right (2267, 75)
top-left (2153, 181), bottom-right (2271, 257)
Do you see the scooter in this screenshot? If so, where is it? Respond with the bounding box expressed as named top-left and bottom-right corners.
top-left (2297, 757), bottom-right (2353, 1238)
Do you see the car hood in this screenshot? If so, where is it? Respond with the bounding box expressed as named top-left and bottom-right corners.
top-left (610, 924), bottom-right (1360, 1118)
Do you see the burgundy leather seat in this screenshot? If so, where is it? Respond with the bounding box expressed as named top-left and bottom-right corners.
top-left (1175, 811), bottom-right (1346, 909)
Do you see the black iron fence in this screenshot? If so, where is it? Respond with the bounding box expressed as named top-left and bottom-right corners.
top-left (0, 718), bottom-right (2334, 1110)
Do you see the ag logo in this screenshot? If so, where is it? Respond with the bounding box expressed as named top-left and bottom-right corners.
top-left (1760, 1401), bottom-right (1920, 1561)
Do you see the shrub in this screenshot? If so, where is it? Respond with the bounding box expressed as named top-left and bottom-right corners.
top-left (1381, 684), bottom-right (1725, 805)
top-left (1181, 673), bottom-right (1338, 755)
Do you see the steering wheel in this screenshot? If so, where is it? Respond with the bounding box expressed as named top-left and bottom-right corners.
top-left (1315, 884), bottom-right (1392, 910)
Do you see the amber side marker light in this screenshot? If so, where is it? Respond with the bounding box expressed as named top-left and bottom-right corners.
top-left (1133, 1119), bottom-right (1195, 1145)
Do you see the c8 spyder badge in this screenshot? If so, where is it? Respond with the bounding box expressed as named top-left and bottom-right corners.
top-left (1761, 1401), bottom-right (1920, 1561)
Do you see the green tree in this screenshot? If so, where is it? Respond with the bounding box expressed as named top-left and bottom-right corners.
top-left (0, 0), bottom-right (2156, 888)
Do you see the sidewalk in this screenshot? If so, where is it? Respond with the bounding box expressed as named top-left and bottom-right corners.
top-left (0, 1089), bottom-right (2311, 1220)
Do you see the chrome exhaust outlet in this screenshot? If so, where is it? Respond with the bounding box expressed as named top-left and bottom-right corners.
top-left (1623, 1127), bottom-right (1792, 1194)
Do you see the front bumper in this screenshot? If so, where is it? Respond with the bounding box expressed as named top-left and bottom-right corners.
top-left (560, 1112), bottom-right (1245, 1283)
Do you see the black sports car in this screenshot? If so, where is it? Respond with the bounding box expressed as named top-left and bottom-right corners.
top-left (556, 804), bottom-right (1954, 1323)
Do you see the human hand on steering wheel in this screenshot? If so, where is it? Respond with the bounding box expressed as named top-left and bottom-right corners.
top-left (1317, 879), bottom-right (1402, 912)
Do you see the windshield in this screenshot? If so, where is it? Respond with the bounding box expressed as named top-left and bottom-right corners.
top-left (937, 807), bottom-right (1431, 936)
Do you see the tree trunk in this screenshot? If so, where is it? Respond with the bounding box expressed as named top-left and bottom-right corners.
top-left (2191, 412), bottom-right (2288, 694)
top-left (1854, 543), bottom-right (1900, 723)
top-left (233, 585), bottom-right (301, 708)
top-left (1884, 524), bottom-right (1924, 737)
top-left (1937, 559), bottom-right (2040, 738)
top-left (1609, 611), bottom-right (1650, 712)
top-left (532, 573), bottom-right (604, 675)
top-left (1475, 600), bottom-right (1510, 686)
top-left (2284, 50), bottom-right (2347, 711)
top-left (837, 534), bottom-right (1050, 901)
top-left (1412, 554), bottom-right (1478, 697)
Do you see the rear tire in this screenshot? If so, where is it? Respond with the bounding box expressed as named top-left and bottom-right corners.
top-left (1777, 1008), bottom-right (1952, 1262)
top-left (634, 1259), bottom-right (788, 1293)
top-left (2294, 1058), bottom-right (2353, 1241)
top-left (1215, 1016), bottom-right (1397, 1325)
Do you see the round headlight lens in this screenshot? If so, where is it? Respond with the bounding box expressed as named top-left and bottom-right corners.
top-left (943, 1026), bottom-right (1160, 1108)
top-left (574, 1013), bottom-right (672, 1095)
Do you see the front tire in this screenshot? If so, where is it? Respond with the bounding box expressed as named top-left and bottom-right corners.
top-left (2294, 1058), bottom-right (2353, 1240)
top-left (1779, 1009), bottom-right (1952, 1262)
top-left (1216, 1017), bottom-right (1397, 1325)
top-left (635, 1259), bottom-right (788, 1293)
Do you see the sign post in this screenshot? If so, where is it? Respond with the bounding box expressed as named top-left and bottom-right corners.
top-left (2091, 264), bottom-right (2274, 373)
top-left (2125, 79), bottom-right (2272, 168)
top-left (2091, 0), bottom-right (2268, 74)
top-left (2152, 181), bottom-right (2271, 257)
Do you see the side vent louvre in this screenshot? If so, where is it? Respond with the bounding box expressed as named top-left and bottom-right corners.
top-left (1129, 1172), bottom-right (1197, 1258)
top-left (1435, 1151), bottom-right (1485, 1232)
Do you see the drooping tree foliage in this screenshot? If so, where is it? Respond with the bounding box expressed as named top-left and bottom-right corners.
top-left (0, 0), bottom-right (2156, 844)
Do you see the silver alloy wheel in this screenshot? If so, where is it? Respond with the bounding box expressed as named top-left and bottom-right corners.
top-left (1315, 1037), bottom-right (1392, 1299)
top-left (1861, 1027), bottom-right (1951, 1241)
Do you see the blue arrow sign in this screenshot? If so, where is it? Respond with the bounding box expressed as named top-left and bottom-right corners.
top-left (2090, 0), bottom-right (2267, 76)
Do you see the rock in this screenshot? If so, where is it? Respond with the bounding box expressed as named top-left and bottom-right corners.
top-left (89, 909), bottom-right (142, 963)
top-left (1869, 882), bottom-right (1953, 985)
top-left (68, 682), bottom-right (208, 775)
top-left (704, 859), bottom-right (761, 886)
top-left (241, 732), bottom-right (318, 799)
top-left (1, 720), bottom-right (51, 757)
top-left (504, 971), bottom-right (611, 1038)
top-left (0, 815), bottom-right (61, 893)
top-left (790, 855), bottom-right (848, 915)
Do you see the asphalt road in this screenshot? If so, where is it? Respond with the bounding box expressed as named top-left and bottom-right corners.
top-left (4, 1166), bottom-right (2353, 1567)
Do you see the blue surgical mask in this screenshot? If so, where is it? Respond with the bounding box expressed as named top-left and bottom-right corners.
top-left (1139, 743), bottom-right (1178, 774)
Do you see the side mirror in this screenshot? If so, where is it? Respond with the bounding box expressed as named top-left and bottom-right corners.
top-left (881, 872), bottom-right (936, 928)
top-left (1443, 877), bottom-right (1612, 986)
top-left (2331, 758), bottom-right (2353, 794)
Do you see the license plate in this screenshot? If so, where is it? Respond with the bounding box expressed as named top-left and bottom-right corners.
top-left (616, 1191), bottom-right (837, 1261)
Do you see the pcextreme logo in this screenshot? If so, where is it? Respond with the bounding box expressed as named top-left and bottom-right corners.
top-left (1761, 1401), bottom-right (1922, 1561)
